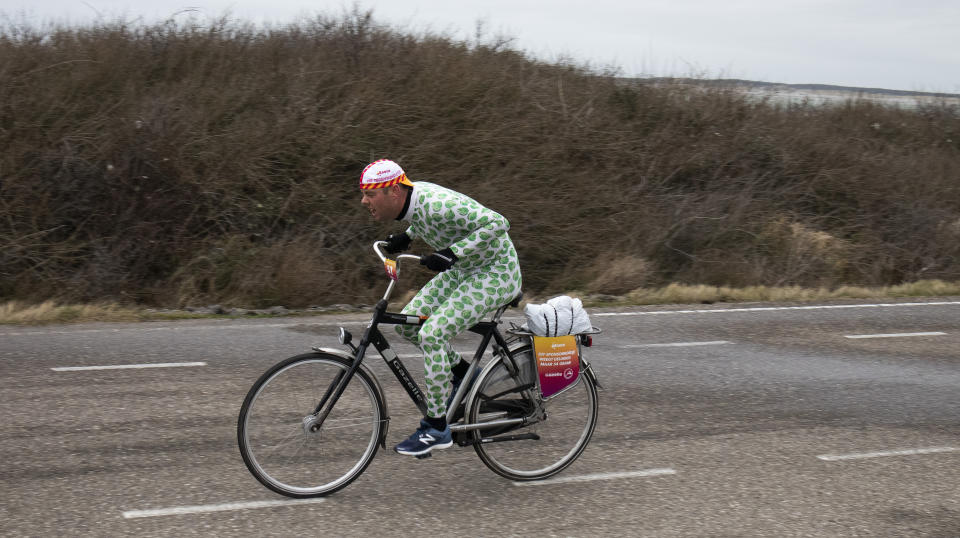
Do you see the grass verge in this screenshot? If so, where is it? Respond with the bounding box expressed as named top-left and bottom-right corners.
top-left (577, 279), bottom-right (960, 306)
top-left (0, 301), bottom-right (144, 325)
top-left (3, 279), bottom-right (959, 325)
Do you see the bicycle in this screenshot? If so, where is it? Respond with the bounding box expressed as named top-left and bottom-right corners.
top-left (237, 241), bottom-right (602, 497)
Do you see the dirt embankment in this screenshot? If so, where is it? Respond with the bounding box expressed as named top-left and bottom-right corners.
top-left (2, 12), bottom-right (959, 308)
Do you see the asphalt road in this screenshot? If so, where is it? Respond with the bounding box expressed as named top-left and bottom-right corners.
top-left (1, 298), bottom-right (958, 537)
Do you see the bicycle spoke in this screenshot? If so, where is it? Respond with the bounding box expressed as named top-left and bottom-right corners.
top-left (255, 427), bottom-right (306, 458)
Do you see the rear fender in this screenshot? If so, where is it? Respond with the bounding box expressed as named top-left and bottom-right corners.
top-left (575, 338), bottom-right (603, 389)
top-left (580, 356), bottom-right (603, 390)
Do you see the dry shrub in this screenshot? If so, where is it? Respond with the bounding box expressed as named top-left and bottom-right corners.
top-left (1, 12), bottom-right (958, 307)
top-left (585, 255), bottom-right (652, 295)
top-left (755, 217), bottom-right (852, 286)
top-left (627, 283), bottom-right (724, 304)
top-left (169, 234), bottom-right (377, 307)
top-left (226, 238), bottom-right (375, 307)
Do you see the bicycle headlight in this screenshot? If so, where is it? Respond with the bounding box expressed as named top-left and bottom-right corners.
top-left (338, 327), bottom-right (353, 346)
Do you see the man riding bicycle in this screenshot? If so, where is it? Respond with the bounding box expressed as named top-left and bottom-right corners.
top-left (359, 159), bottom-right (522, 456)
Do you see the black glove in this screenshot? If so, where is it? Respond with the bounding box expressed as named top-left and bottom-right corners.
top-left (420, 248), bottom-right (458, 272)
top-left (384, 232), bottom-right (412, 254)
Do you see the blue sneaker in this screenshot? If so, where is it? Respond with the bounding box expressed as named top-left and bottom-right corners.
top-left (394, 420), bottom-right (453, 456)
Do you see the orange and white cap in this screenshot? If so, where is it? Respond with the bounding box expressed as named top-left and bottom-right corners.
top-left (359, 159), bottom-right (413, 190)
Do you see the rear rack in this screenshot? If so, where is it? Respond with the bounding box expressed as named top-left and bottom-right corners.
top-left (505, 323), bottom-right (603, 338)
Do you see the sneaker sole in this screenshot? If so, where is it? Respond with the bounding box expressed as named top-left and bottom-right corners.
top-left (394, 440), bottom-right (454, 456)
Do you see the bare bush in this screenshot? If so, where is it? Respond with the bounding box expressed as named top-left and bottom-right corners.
top-left (1, 13), bottom-right (958, 307)
top-left (584, 255), bottom-right (653, 295)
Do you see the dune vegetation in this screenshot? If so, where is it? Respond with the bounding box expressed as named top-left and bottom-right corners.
top-left (2, 9), bottom-right (959, 317)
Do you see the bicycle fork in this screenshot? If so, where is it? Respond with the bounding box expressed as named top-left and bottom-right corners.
top-left (306, 320), bottom-right (430, 437)
top-left (302, 344), bottom-right (368, 434)
top-left (304, 310), bottom-right (388, 434)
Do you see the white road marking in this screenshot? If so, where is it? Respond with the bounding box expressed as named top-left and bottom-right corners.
top-left (52, 362), bottom-right (207, 372)
top-left (844, 331), bottom-right (946, 339)
top-left (122, 498), bottom-right (325, 519)
top-left (512, 468), bottom-right (676, 486)
top-left (623, 340), bottom-right (732, 348)
top-left (817, 447), bottom-right (959, 461)
top-left (596, 301), bottom-right (960, 317)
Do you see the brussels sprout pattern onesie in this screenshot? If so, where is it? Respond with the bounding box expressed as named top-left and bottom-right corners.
top-left (396, 182), bottom-right (522, 418)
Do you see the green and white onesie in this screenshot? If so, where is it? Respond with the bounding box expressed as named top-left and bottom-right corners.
top-left (395, 182), bottom-right (522, 418)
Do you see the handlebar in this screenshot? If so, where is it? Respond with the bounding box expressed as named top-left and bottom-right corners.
top-left (373, 241), bottom-right (422, 264)
top-left (373, 241), bottom-right (423, 302)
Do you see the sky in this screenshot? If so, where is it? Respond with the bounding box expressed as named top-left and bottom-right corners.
top-left (3, 1), bottom-right (958, 93)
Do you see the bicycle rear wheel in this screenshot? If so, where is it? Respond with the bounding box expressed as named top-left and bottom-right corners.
top-left (469, 346), bottom-right (598, 480)
top-left (238, 353), bottom-right (385, 497)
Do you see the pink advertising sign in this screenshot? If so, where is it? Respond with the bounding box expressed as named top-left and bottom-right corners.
top-left (533, 335), bottom-right (580, 398)
top-left (383, 258), bottom-right (398, 281)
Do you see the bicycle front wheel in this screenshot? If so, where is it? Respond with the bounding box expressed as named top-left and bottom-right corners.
top-left (469, 346), bottom-right (598, 481)
top-left (238, 353), bottom-right (385, 497)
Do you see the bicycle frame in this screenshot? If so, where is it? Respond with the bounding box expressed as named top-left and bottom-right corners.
top-left (239, 241), bottom-right (602, 495)
top-left (309, 242), bottom-right (530, 438)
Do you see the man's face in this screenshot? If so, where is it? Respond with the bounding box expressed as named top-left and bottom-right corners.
top-left (360, 187), bottom-right (399, 222)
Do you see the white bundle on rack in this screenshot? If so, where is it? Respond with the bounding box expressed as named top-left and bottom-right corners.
top-left (522, 295), bottom-right (592, 337)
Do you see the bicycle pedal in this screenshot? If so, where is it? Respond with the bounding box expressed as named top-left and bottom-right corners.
top-left (414, 452), bottom-right (433, 460)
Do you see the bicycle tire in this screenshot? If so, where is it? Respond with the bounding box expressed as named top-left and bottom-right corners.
top-left (468, 345), bottom-right (598, 481)
top-left (237, 352), bottom-right (385, 497)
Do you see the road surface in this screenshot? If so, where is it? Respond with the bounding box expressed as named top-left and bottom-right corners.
top-left (1, 298), bottom-right (958, 536)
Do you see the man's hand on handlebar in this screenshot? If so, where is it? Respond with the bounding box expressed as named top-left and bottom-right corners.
top-left (383, 232), bottom-right (412, 254)
top-left (420, 248), bottom-right (458, 272)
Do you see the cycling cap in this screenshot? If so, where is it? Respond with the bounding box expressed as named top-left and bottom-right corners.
top-left (359, 159), bottom-right (413, 190)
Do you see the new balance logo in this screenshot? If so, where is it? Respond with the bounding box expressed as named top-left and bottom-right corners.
top-left (419, 434), bottom-right (435, 444)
